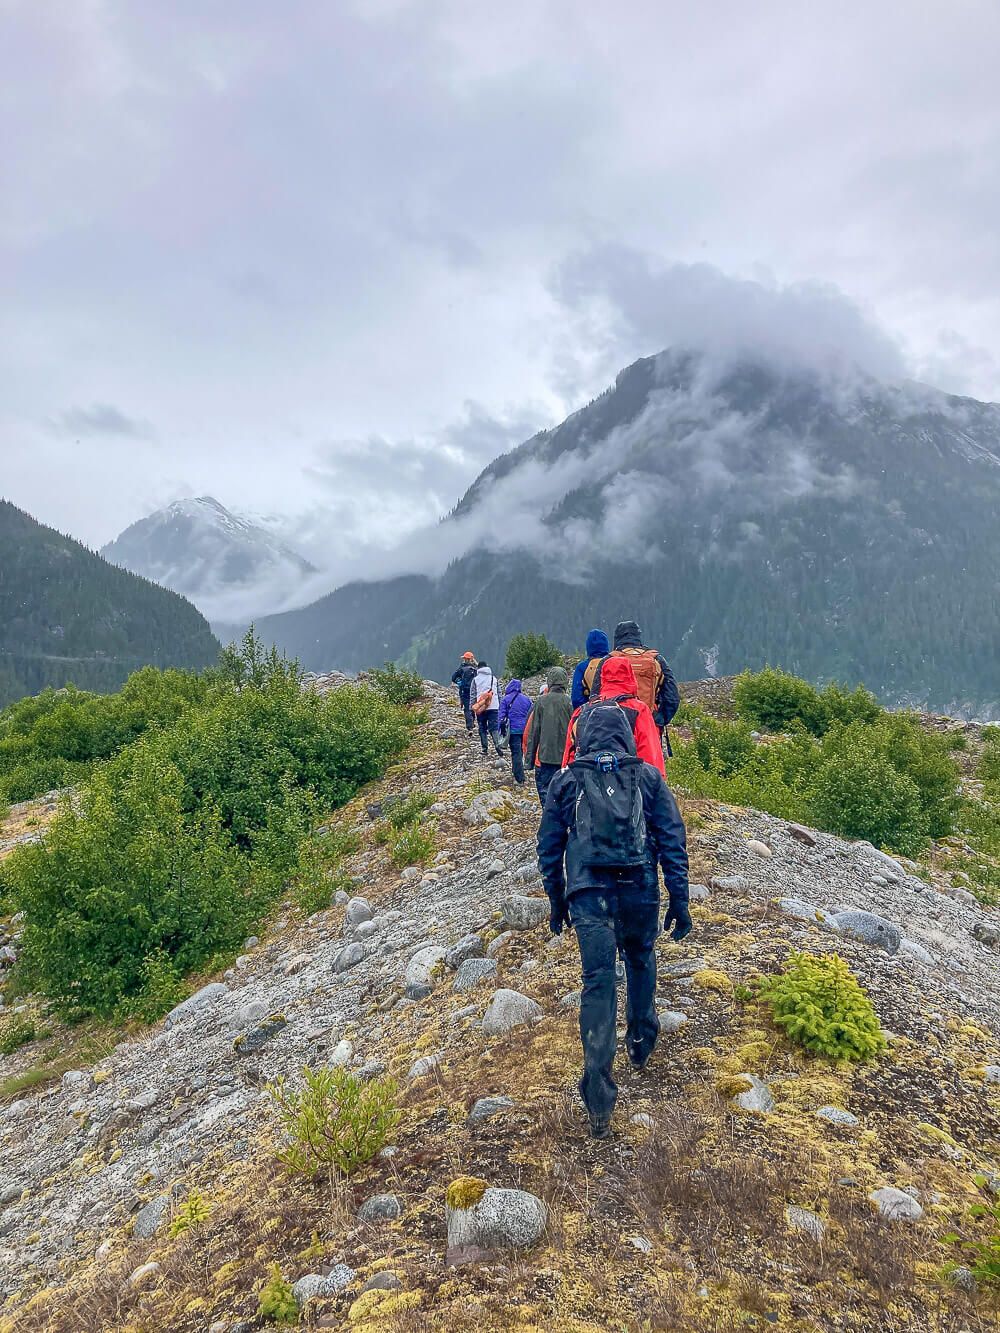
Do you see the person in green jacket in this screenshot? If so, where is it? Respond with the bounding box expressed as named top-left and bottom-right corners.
top-left (525, 665), bottom-right (573, 807)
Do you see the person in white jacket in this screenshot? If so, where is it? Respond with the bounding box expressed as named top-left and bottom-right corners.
top-left (469, 661), bottom-right (503, 758)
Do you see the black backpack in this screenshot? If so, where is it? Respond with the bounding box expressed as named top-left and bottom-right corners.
top-left (571, 701), bottom-right (647, 868)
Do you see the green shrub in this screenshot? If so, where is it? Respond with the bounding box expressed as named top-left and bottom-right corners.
top-left (733, 668), bottom-right (825, 734)
top-left (385, 790), bottom-right (434, 828)
top-left (505, 632), bottom-right (562, 680)
top-left (115, 950), bottom-right (188, 1025)
top-left (6, 661), bottom-right (412, 1016)
top-left (368, 661), bottom-right (425, 705)
top-left (811, 733), bottom-right (928, 855)
top-left (268, 1066), bottom-right (400, 1181)
top-left (389, 821), bottom-right (436, 867)
top-left (0, 668), bottom-right (211, 803)
top-left (169, 1190), bottom-right (212, 1237)
top-left (733, 668), bottom-right (882, 737)
top-left (757, 951), bottom-right (885, 1061)
top-left (979, 727), bottom-right (1000, 785)
top-left (812, 717), bottom-right (958, 853)
top-left (258, 1264), bottom-right (299, 1324)
top-left (0, 1013), bottom-right (38, 1055)
top-left (217, 626), bottom-right (300, 693)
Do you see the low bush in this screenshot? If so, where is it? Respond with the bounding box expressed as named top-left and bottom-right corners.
top-left (0, 668), bottom-right (210, 804)
top-left (4, 635), bottom-right (414, 1017)
top-left (979, 727), bottom-right (1000, 785)
top-left (505, 632), bottom-right (562, 680)
top-left (670, 675), bottom-right (959, 856)
top-left (257, 1265), bottom-right (299, 1324)
top-left (757, 951), bottom-right (885, 1061)
top-left (169, 1190), bottom-right (212, 1237)
top-left (368, 661), bottom-right (425, 705)
top-left (389, 821), bottom-right (436, 868)
top-left (0, 1013), bottom-right (38, 1055)
top-left (268, 1066), bottom-right (400, 1181)
top-left (732, 667), bottom-right (881, 737)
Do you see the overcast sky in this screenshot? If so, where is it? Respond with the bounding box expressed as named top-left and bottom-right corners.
top-left (4, 0), bottom-right (1000, 560)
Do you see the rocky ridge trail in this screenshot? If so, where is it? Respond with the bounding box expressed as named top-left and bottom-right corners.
top-left (0, 681), bottom-right (999, 1331)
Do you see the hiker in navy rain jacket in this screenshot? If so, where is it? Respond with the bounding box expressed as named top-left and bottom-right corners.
top-left (450, 652), bottom-right (478, 732)
top-left (498, 678), bottom-right (533, 785)
top-left (537, 704), bottom-right (690, 1137)
top-left (571, 628), bottom-right (610, 709)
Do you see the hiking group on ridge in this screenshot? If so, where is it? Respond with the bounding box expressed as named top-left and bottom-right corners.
top-left (450, 621), bottom-right (689, 1139)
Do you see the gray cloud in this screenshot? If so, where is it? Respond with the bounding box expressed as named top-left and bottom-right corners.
top-left (49, 403), bottom-right (156, 441)
top-left (2, 0), bottom-right (1000, 568)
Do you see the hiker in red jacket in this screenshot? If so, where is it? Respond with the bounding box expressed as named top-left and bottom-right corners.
top-left (562, 656), bottom-right (665, 776)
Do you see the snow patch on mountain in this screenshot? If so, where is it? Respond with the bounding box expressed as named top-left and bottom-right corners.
top-left (101, 496), bottom-right (316, 623)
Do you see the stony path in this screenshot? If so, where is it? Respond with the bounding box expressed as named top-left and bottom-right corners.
top-left (1, 680), bottom-right (999, 1328)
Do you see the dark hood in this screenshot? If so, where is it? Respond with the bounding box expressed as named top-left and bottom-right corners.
top-left (585, 628), bottom-right (610, 657)
top-left (613, 620), bottom-right (644, 649)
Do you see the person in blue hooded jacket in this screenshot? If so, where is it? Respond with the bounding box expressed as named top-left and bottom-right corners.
top-left (498, 678), bottom-right (533, 784)
top-left (571, 628), bottom-right (610, 709)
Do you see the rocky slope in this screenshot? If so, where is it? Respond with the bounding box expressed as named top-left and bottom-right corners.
top-left (1, 682), bottom-right (999, 1331)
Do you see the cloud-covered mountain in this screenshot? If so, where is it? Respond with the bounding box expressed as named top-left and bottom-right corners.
top-left (101, 497), bottom-right (316, 624)
top-left (253, 349), bottom-right (1000, 717)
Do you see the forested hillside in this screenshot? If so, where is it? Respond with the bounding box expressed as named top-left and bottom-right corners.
top-left (254, 351), bottom-right (1000, 717)
top-left (0, 500), bottom-right (219, 707)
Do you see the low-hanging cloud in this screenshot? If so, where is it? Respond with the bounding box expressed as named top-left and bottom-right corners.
top-left (551, 247), bottom-right (907, 385)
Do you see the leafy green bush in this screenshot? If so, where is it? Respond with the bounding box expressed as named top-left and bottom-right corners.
top-left (811, 733), bottom-right (928, 855)
top-left (0, 668), bottom-right (210, 803)
top-left (384, 789), bottom-right (434, 828)
top-left (757, 951), bottom-right (885, 1061)
top-left (5, 646), bottom-right (413, 1015)
top-left (732, 668), bottom-right (881, 737)
top-left (258, 1264), bottom-right (299, 1324)
top-left (368, 661), bottom-right (425, 705)
top-left (671, 675), bottom-right (959, 856)
top-left (505, 632), bottom-right (562, 680)
top-left (268, 1066), bottom-right (400, 1181)
top-left (979, 727), bottom-right (1000, 785)
top-left (389, 821), bottom-right (436, 868)
top-left (733, 668), bottom-right (826, 734)
top-left (0, 1013), bottom-right (38, 1055)
top-left (812, 718), bottom-right (958, 853)
top-left (169, 1190), bottom-right (212, 1237)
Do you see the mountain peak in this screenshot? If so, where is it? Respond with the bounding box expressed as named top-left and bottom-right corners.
top-left (101, 497), bottom-right (316, 624)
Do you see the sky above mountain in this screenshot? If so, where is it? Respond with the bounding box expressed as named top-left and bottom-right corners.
top-left (4, 1), bottom-right (1000, 581)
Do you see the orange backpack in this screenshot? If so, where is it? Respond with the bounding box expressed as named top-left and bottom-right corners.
top-left (613, 647), bottom-right (663, 712)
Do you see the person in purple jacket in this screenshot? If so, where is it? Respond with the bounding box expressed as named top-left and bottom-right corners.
top-left (498, 678), bottom-right (533, 785)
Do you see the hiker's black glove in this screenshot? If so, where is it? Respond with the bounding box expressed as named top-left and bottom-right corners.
top-left (549, 899), bottom-right (571, 935)
top-left (663, 898), bottom-right (693, 942)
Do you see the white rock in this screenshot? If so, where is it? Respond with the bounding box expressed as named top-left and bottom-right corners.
top-left (899, 938), bottom-right (935, 966)
top-left (407, 1053), bottom-right (442, 1080)
top-left (869, 1187), bottom-right (923, 1222)
top-left (658, 1010), bottom-right (688, 1034)
top-left (486, 930), bottom-right (514, 957)
top-left (345, 897), bottom-right (373, 928)
top-left (127, 1261), bottom-right (161, 1289)
top-left (786, 1204), bottom-right (825, 1241)
top-left (747, 840), bottom-right (772, 858)
top-left (446, 1185), bottom-right (547, 1253)
top-left (815, 1105), bottom-right (859, 1127)
top-left (732, 1073), bottom-right (774, 1114)
top-left (404, 945), bottom-right (446, 988)
top-left (164, 982), bottom-right (228, 1029)
top-left (329, 1039), bottom-right (353, 1067)
top-left (481, 989), bottom-right (542, 1036)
